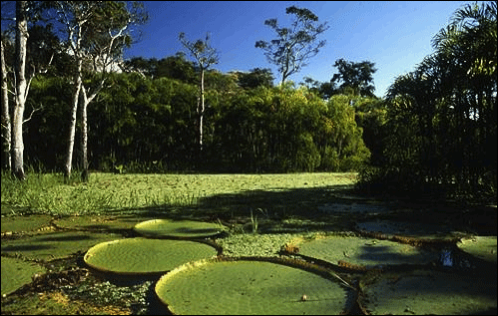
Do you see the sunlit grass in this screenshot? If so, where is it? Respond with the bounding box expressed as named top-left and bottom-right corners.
top-left (1, 171), bottom-right (357, 216)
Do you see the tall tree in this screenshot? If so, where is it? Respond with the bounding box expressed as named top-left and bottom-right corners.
top-left (54, 1), bottom-right (147, 181)
top-left (11, 1), bottom-right (29, 180)
top-left (330, 58), bottom-right (377, 98)
top-left (1, 34), bottom-right (11, 171)
top-left (1, 2), bottom-right (57, 175)
top-left (178, 32), bottom-right (219, 159)
top-left (376, 1), bottom-right (496, 200)
top-left (255, 6), bottom-right (329, 85)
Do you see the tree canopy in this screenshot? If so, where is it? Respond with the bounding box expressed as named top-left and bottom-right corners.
top-left (255, 6), bottom-right (329, 85)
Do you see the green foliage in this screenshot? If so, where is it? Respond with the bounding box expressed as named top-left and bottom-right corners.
top-left (358, 1), bottom-right (497, 202)
top-left (330, 59), bottom-right (377, 98)
top-left (234, 68), bottom-right (275, 89)
top-left (20, 43), bottom-right (374, 174)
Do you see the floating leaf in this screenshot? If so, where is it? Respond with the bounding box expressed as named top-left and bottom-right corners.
top-left (155, 257), bottom-right (349, 315)
top-left (84, 238), bottom-right (218, 275)
top-left (1, 231), bottom-right (120, 260)
top-left (457, 236), bottom-right (497, 264)
top-left (360, 269), bottom-right (497, 315)
top-left (1, 215), bottom-right (52, 234)
top-left (1, 257), bottom-right (46, 296)
top-left (134, 219), bottom-right (226, 239)
top-left (296, 235), bottom-right (439, 268)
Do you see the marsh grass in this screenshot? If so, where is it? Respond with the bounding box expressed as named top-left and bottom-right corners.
top-left (1, 171), bottom-right (357, 216)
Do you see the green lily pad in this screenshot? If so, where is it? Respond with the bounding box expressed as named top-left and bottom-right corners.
top-left (356, 220), bottom-right (464, 242)
top-left (134, 219), bottom-right (226, 239)
top-left (1, 215), bottom-right (53, 233)
top-left (360, 269), bottom-right (497, 315)
top-left (54, 214), bottom-right (147, 231)
top-left (1, 257), bottom-right (46, 296)
top-left (457, 236), bottom-right (497, 264)
top-left (84, 238), bottom-right (218, 275)
top-left (155, 257), bottom-right (349, 315)
top-left (1, 231), bottom-right (120, 260)
top-left (296, 235), bottom-right (439, 268)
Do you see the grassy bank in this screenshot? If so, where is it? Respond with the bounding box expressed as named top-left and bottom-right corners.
top-left (1, 171), bottom-right (357, 216)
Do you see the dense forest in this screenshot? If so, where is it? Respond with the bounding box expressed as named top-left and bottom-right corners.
top-left (1, 1), bottom-right (496, 203)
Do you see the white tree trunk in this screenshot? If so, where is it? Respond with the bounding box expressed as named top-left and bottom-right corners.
top-left (1, 38), bottom-right (11, 171)
top-left (64, 62), bottom-right (82, 180)
top-left (198, 68), bottom-right (205, 155)
top-left (12, 1), bottom-right (28, 180)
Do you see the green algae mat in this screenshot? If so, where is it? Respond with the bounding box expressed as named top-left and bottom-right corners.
top-left (359, 269), bottom-right (497, 315)
top-left (134, 219), bottom-right (226, 239)
top-left (1, 257), bottom-right (46, 296)
top-left (155, 257), bottom-right (349, 315)
top-left (84, 237), bottom-right (218, 275)
top-left (294, 235), bottom-right (440, 268)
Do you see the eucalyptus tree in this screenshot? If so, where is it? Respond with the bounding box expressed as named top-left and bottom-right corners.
top-left (1, 33), bottom-right (11, 171)
top-left (1, 2), bottom-right (59, 176)
top-left (255, 6), bottom-right (329, 86)
top-left (53, 1), bottom-right (147, 181)
top-left (178, 32), bottom-right (219, 158)
top-left (7, 1), bottom-right (54, 179)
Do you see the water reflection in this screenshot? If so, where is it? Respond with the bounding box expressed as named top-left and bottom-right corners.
top-left (439, 248), bottom-right (453, 267)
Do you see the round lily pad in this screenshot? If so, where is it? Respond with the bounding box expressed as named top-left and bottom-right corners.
top-left (1, 215), bottom-right (52, 234)
top-left (1, 257), bottom-right (46, 296)
top-left (296, 235), bottom-right (439, 268)
top-left (1, 231), bottom-right (120, 260)
top-left (54, 214), bottom-right (147, 231)
top-left (360, 269), bottom-right (497, 315)
top-left (134, 219), bottom-right (226, 239)
top-left (155, 257), bottom-right (349, 315)
top-left (84, 237), bottom-right (218, 275)
top-left (356, 220), bottom-right (464, 242)
top-left (457, 236), bottom-right (497, 264)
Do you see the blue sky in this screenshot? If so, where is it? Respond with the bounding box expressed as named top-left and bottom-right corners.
top-left (124, 1), bottom-right (473, 98)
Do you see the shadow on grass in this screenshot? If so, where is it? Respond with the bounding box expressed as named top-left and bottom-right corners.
top-left (101, 182), bottom-right (496, 236)
top-left (102, 184), bottom-right (363, 234)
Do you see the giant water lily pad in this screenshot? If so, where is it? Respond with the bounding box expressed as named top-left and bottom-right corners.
top-left (360, 269), bottom-right (497, 315)
top-left (84, 237), bottom-right (218, 275)
top-left (134, 219), bottom-right (226, 239)
top-left (457, 236), bottom-right (497, 264)
top-left (1, 231), bottom-right (120, 260)
top-left (155, 257), bottom-right (349, 315)
top-left (296, 235), bottom-right (439, 268)
top-left (356, 220), bottom-right (465, 242)
top-left (1, 215), bottom-right (52, 234)
top-left (54, 214), bottom-right (147, 231)
top-left (1, 257), bottom-right (46, 296)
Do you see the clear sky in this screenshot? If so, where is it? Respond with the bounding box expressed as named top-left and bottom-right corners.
top-left (124, 1), bottom-right (475, 98)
